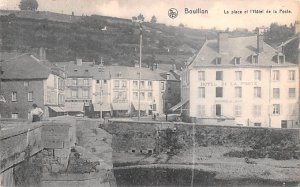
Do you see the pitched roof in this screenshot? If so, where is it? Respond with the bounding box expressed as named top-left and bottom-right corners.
top-left (190, 35), bottom-right (297, 68)
top-left (1, 53), bottom-right (52, 80)
top-left (61, 60), bottom-right (168, 81)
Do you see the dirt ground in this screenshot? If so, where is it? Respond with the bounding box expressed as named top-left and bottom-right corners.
top-left (113, 145), bottom-right (300, 183)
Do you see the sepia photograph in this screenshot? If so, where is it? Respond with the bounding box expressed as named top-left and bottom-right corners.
top-left (0, 0), bottom-right (299, 186)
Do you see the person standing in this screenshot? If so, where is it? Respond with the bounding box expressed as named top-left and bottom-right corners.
top-left (30, 104), bottom-right (44, 122)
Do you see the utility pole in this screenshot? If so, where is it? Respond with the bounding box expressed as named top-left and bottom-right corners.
top-left (98, 57), bottom-right (104, 119)
top-left (138, 21), bottom-right (143, 121)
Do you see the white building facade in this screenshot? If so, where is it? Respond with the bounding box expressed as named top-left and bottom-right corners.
top-left (181, 33), bottom-right (299, 128)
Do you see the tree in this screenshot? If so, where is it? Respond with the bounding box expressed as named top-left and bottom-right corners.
top-left (150, 15), bottom-right (157, 24)
top-left (19, 0), bottom-right (39, 11)
top-left (137, 13), bottom-right (145, 22)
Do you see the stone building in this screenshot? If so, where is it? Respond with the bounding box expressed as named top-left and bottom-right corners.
top-left (0, 53), bottom-right (66, 119)
top-left (178, 31), bottom-right (299, 128)
top-left (62, 60), bottom-right (181, 118)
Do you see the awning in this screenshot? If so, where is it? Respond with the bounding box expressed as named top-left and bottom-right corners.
top-left (49, 106), bottom-right (64, 112)
top-left (64, 102), bottom-right (84, 112)
top-left (94, 103), bottom-right (112, 111)
top-left (169, 99), bottom-right (189, 112)
top-left (111, 103), bottom-right (129, 111)
top-left (132, 102), bottom-right (151, 111)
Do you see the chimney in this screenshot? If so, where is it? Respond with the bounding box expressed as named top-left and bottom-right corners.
top-left (172, 64), bottom-right (176, 71)
top-left (257, 28), bottom-right (264, 53)
top-left (166, 73), bottom-right (170, 80)
top-left (218, 32), bottom-right (229, 54)
top-left (39, 47), bottom-right (46, 61)
top-left (76, 59), bottom-right (82, 66)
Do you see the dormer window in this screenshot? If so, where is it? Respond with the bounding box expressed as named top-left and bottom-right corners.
top-left (215, 57), bottom-right (222, 65)
top-left (234, 57), bottom-right (241, 65)
top-left (277, 54), bottom-right (285, 64)
top-left (252, 54), bottom-right (258, 64)
top-left (85, 69), bottom-right (88, 72)
top-left (74, 69), bottom-right (78, 72)
top-left (117, 72), bottom-right (122, 77)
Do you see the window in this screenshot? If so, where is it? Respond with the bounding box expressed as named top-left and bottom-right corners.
top-left (254, 87), bottom-right (261, 98)
top-left (235, 71), bottom-right (242, 81)
top-left (273, 88), bottom-right (280, 99)
top-left (71, 90), bottom-right (77, 98)
top-left (253, 105), bottom-right (261, 117)
top-left (216, 71), bottom-right (223, 81)
top-left (148, 81), bottom-right (152, 88)
top-left (85, 69), bottom-right (88, 72)
top-left (289, 70), bottom-right (295, 81)
top-left (278, 54), bottom-right (285, 64)
top-left (140, 81), bottom-right (145, 89)
top-left (28, 92), bottom-right (33, 102)
top-left (289, 88), bottom-right (296, 98)
top-left (289, 104), bottom-right (296, 116)
top-left (104, 80), bottom-right (107, 84)
top-left (281, 120), bottom-right (287, 128)
top-left (235, 57), bottom-right (241, 65)
top-left (83, 79), bottom-right (89, 86)
top-left (119, 91), bottom-right (127, 100)
top-left (12, 92), bottom-right (17, 102)
top-left (254, 123), bottom-right (261, 127)
top-left (133, 92), bottom-right (138, 100)
top-left (235, 87), bottom-right (242, 98)
top-left (72, 79), bottom-right (77, 86)
top-left (198, 105), bottom-right (205, 116)
top-left (114, 80), bottom-right (119, 88)
top-left (252, 54), bottom-right (258, 64)
top-left (272, 70), bottom-right (280, 81)
top-left (140, 92), bottom-right (145, 100)
top-left (254, 70), bottom-right (261, 81)
top-left (113, 91), bottom-right (119, 99)
top-left (96, 80), bottom-right (100, 84)
top-left (198, 87), bottom-right (205, 98)
top-left (272, 104), bottom-right (280, 115)
top-left (153, 104), bottom-right (156, 111)
top-left (216, 87), bottom-right (223, 98)
top-left (234, 105), bottom-right (242, 116)
top-left (216, 104), bottom-right (222, 116)
top-left (121, 81), bottom-right (127, 88)
top-left (83, 90), bottom-right (89, 98)
top-left (198, 71), bottom-right (205, 81)
top-left (148, 92), bottom-right (153, 100)
top-left (161, 82), bottom-right (165, 90)
top-left (215, 57), bottom-right (222, 65)
top-left (24, 81), bottom-right (29, 87)
top-left (133, 81), bottom-right (138, 89)
top-left (11, 113), bottom-right (18, 119)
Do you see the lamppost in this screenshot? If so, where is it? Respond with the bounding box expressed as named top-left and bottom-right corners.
top-left (98, 58), bottom-right (104, 119)
top-left (138, 20), bottom-right (143, 121)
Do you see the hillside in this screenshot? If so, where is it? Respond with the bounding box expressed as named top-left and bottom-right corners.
top-left (0, 10), bottom-right (218, 68)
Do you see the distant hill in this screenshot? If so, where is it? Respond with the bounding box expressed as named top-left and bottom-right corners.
top-left (0, 10), bottom-right (220, 68)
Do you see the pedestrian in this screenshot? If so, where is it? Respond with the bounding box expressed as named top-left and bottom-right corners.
top-left (30, 104), bottom-right (44, 122)
top-left (153, 113), bottom-right (156, 121)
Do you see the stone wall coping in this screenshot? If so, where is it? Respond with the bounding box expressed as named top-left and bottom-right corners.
top-left (0, 122), bottom-right (43, 140)
top-left (108, 120), bottom-right (300, 130)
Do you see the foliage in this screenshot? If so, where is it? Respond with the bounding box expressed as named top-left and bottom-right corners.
top-left (19, 0), bottom-right (38, 11)
top-left (137, 13), bottom-right (145, 22)
top-left (150, 15), bottom-right (157, 24)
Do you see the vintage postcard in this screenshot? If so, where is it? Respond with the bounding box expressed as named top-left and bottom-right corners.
top-left (0, 0), bottom-right (299, 186)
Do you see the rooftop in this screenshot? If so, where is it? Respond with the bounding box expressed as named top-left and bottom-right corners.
top-left (190, 35), bottom-right (297, 68)
top-left (0, 53), bottom-right (52, 80)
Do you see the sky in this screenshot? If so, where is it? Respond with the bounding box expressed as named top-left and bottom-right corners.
top-left (0, 0), bottom-right (299, 30)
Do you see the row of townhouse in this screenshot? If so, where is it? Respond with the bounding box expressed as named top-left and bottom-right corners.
top-left (62, 59), bottom-right (181, 118)
top-left (175, 27), bottom-right (300, 128)
top-left (0, 53), bottom-right (180, 119)
top-left (0, 53), bottom-right (65, 119)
